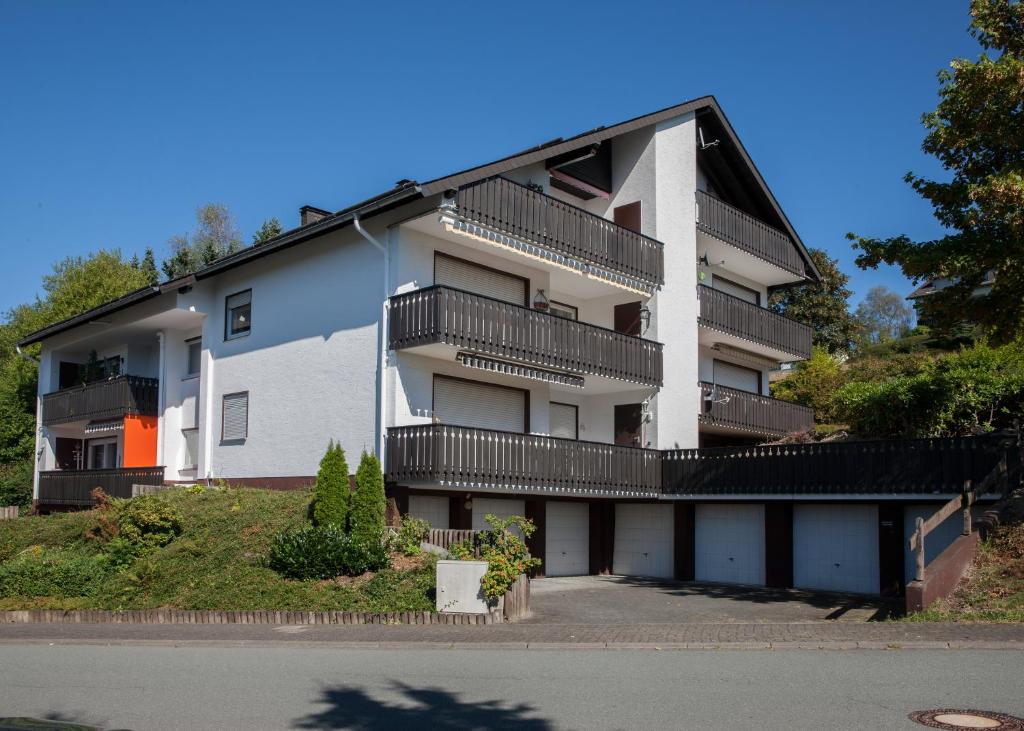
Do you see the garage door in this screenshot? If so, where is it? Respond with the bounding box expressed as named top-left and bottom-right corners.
top-left (433, 376), bottom-right (526, 433)
top-left (472, 497), bottom-right (526, 533)
top-left (546, 502), bottom-right (589, 576)
top-left (435, 253), bottom-right (527, 305)
top-left (695, 504), bottom-right (765, 586)
top-left (794, 505), bottom-right (879, 595)
top-left (613, 504), bottom-right (674, 578)
top-left (408, 494), bottom-right (449, 530)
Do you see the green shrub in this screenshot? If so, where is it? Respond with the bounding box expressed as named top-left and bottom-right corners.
top-left (267, 524), bottom-right (389, 580)
top-left (117, 496), bottom-right (183, 548)
top-left (100, 536), bottom-right (143, 570)
top-left (0, 547), bottom-right (107, 597)
top-left (312, 441), bottom-right (350, 528)
top-left (472, 514), bottom-right (541, 601)
top-left (393, 516), bottom-right (430, 556)
top-left (0, 459), bottom-right (33, 511)
top-left (770, 348), bottom-right (846, 423)
top-left (350, 451), bottom-right (386, 544)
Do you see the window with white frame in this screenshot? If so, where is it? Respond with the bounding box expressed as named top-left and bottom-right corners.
top-left (225, 290), bottom-right (252, 340)
top-left (186, 338), bottom-right (201, 378)
top-left (182, 428), bottom-right (198, 469)
top-left (222, 392), bottom-right (249, 441)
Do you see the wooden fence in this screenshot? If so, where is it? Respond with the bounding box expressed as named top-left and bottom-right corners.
top-left (0, 506), bottom-right (18, 520)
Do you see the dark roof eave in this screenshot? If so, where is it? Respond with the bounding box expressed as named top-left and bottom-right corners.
top-left (16, 285), bottom-right (163, 347)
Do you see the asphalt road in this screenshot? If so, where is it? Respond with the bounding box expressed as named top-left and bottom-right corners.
top-left (1, 645), bottom-right (1022, 730)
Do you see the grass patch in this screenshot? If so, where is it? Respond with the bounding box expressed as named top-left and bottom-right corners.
top-left (904, 491), bottom-right (1024, 623)
top-left (0, 486), bottom-right (436, 612)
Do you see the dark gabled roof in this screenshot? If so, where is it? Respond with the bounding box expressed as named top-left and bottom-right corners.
top-left (19, 95), bottom-right (818, 346)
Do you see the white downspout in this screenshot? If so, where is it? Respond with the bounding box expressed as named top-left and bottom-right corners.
top-left (155, 332), bottom-right (166, 479)
top-left (18, 345), bottom-right (43, 504)
top-left (353, 214), bottom-right (389, 462)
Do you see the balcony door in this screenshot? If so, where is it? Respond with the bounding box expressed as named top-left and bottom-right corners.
top-left (434, 252), bottom-right (528, 306)
top-left (433, 375), bottom-right (527, 433)
top-left (86, 438), bottom-right (119, 470)
top-left (614, 403), bottom-right (643, 447)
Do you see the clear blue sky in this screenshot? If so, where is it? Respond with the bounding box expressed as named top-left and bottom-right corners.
top-left (0, 1), bottom-right (982, 314)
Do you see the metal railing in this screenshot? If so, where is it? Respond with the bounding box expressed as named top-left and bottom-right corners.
top-left (698, 382), bottom-right (814, 438)
top-left (389, 286), bottom-right (663, 386)
top-left (37, 467), bottom-right (165, 506)
top-left (453, 177), bottom-right (664, 287)
top-left (696, 190), bottom-right (805, 277)
top-left (662, 433), bottom-right (1017, 496)
top-left (41, 375), bottom-right (159, 425)
top-left (697, 285), bottom-right (812, 360)
top-left (386, 424), bottom-right (662, 497)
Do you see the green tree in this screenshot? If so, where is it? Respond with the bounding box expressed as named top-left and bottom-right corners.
top-left (770, 347), bottom-right (847, 424)
top-left (312, 441), bottom-right (349, 528)
top-left (139, 247), bottom-right (159, 285)
top-left (162, 204), bottom-right (242, 279)
top-left (349, 451), bottom-right (386, 544)
top-left (854, 286), bottom-right (914, 344)
top-left (769, 248), bottom-right (859, 354)
top-left (252, 217), bottom-right (283, 244)
top-left (848, 0), bottom-right (1024, 342)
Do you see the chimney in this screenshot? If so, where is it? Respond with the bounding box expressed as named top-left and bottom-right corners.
top-left (300, 205), bottom-right (332, 227)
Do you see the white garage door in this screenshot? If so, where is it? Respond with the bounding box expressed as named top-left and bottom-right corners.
top-left (472, 497), bottom-right (526, 533)
top-left (794, 505), bottom-right (879, 595)
top-left (546, 502), bottom-right (589, 576)
top-left (433, 376), bottom-right (526, 433)
top-left (408, 494), bottom-right (449, 530)
top-left (695, 504), bottom-right (765, 586)
top-left (613, 504), bottom-right (674, 578)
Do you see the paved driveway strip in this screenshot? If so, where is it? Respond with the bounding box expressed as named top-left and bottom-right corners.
top-left (1, 620), bottom-right (1022, 649)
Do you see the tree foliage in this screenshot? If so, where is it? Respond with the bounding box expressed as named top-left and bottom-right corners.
top-left (350, 451), bottom-right (386, 544)
top-left (312, 441), bottom-right (350, 528)
top-left (848, 0), bottom-right (1024, 342)
top-left (854, 286), bottom-right (914, 344)
top-left (770, 348), bottom-right (847, 423)
top-left (162, 203), bottom-right (242, 279)
top-left (252, 217), bottom-right (283, 244)
top-left (769, 248), bottom-right (859, 354)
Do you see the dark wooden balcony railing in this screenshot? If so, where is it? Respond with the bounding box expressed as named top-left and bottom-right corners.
top-left (389, 286), bottom-right (663, 386)
top-left (697, 285), bottom-right (812, 360)
top-left (385, 424), bottom-right (662, 497)
top-left (662, 433), bottom-right (1018, 496)
top-left (696, 190), bottom-right (805, 277)
top-left (37, 467), bottom-right (165, 506)
top-left (698, 382), bottom-right (814, 438)
top-left (452, 177), bottom-right (664, 288)
top-left (42, 376), bottom-right (159, 425)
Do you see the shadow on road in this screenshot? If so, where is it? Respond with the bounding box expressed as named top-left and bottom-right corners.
top-left (293, 682), bottom-right (552, 730)
top-left (0, 716), bottom-right (106, 731)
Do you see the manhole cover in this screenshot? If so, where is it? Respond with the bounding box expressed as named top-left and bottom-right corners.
top-left (909, 709), bottom-right (1024, 731)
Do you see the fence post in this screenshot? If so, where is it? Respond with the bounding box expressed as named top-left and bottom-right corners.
top-left (962, 479), bottom-right (973, 536)
top-left (914, 516), bottom-right (925, 582)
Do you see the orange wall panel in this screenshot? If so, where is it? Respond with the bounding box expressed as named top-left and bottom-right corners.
top-left (123, 415), bottom-right (158, 467)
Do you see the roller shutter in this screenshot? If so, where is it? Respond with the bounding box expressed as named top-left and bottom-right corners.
top-left (433, 376), bottom-right (526, 433)
top-left (435, 253), bottom-right (527, 305)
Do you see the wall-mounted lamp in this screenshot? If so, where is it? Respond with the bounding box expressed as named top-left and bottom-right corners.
top-left (533, 289), bottom-right (549, 311)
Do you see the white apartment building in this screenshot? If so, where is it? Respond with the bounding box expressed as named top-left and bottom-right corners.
top-left (24, 97), bottom-right (993, 596)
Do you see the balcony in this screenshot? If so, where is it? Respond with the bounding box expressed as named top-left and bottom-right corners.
top-left (662, 433), bottom-right (1016, 497)
top-left (447, 177), bottom-right (664, 292)
top-left (698, 382), bottom-right (814, 438)
top-left (697, 285), bottom-right (812, 361)
top-left (37, 467), bottom-right (165, 506)
top-left (385, 424), bottom-right (662, 498)
top-left (389, 286), bottom-right (663, 387)
top-left (696, 191), bottom-right (806, 285)
top-left (42, 375), bottom-right (159, 426)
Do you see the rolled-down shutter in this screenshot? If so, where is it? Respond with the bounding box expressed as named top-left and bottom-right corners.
top-left (549, 402), bottom-right (578, 439)
top-left (222, 392), bottom-right (249, 440)
top-left (435, 253), bottom-right (527, 305)
top-left (713, 360), bottom-right (760, 394)
top-left (433, 376), bottom-right (525, 433)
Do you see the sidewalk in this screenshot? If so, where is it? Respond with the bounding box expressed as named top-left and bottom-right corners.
top-left (1, 620), bottom-right (1022, 650)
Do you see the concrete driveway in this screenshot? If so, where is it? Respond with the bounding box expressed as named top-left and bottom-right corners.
top-left (527, 575), bottom-right (896, 624)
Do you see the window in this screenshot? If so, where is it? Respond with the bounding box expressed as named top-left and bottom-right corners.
top-left (222, 391), bottom-right (249, 441)
top-left (434, 253), bottom-right (528, 306)
top-left (713, 359), bottom-right (761, 394)
top-left (225, 290), bottom-right (252, 340)
top-left (186, 338), bottom-right (201, 377)
top-left (549, 301), bottom-right (578, 320)
top-left (549, 402), bottom-right (579, 439)
top-left (182, 428), bottom-right (198, 469)
top-left (87, 438), bottom-right (118, 469)
top-left (432, 375), bottom-right (527, 433)
top-left (712, 276), bottom-right (760, 306)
